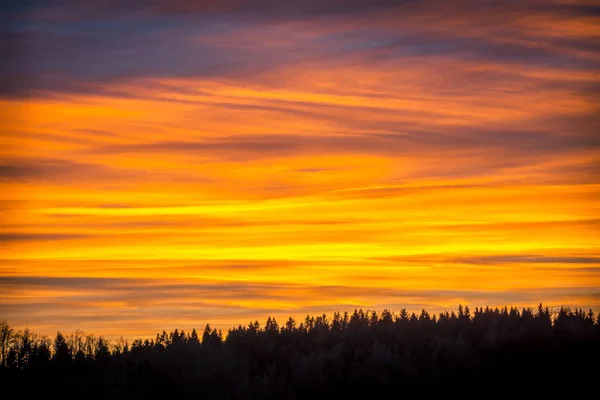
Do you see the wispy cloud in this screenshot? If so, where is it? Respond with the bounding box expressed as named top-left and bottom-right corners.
top-left (1, 0), bottom-right (599, 338)
top-left (2, 275), bottom-right (599, 337)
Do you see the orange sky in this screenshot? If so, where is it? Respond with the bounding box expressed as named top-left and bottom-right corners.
top-left (1, 0), bottom-right (599, 339)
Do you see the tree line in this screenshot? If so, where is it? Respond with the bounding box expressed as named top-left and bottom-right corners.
top-left (1, 304), bottom-right (599, 398)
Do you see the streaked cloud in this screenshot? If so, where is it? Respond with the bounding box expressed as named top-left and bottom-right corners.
top-left (2, 275), bottom-right (599, 337)
top-left (1, 0), bottom-right (599, 338)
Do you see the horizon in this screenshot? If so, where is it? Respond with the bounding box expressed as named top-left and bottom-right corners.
top-left (1, 0), bottom-right (599, 340)
top-left (3, 303), bottom-right (595, 343)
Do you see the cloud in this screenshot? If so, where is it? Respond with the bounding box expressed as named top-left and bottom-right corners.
top-left (0, 233), bottom-right (88, 242)
top-left (87, 128), bottom-right (599, 166)
top-left (0, 158), bottom-right (130, 183)
top-left (1, 1), bottom-right (413, 21)
top-left (2, 275), bottom-right (599, 337)
top-left (0, 157), bottom-right (218, 186)
top-left (2, 0), bottom-right (598, 98)
top-left (1, 0), bottom-right (599, 338)
top-left (5, 1), bottom-right (600, 21)
top-left (456, 255), bottom-right (600, 265)
top-left (4, 276), bottom-right (599, 310)
top-left (296, 168), bottom-right (339, 173)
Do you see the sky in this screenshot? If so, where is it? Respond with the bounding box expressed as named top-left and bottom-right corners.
top-left (1, 0), bottom-right (599, 339)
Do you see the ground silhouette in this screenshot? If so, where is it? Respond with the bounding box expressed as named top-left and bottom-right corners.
top-left (1, 304), bottom-right (599, 399)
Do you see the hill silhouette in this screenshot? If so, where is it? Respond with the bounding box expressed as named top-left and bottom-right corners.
top-left (1, 304), bottom-right (599, 399)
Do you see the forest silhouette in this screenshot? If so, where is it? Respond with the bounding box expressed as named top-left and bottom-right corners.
top-left (1, 304), bottom-right (599, 399)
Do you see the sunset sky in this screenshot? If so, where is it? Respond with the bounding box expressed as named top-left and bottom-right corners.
top-left (1, 0), bottom-right (599, 338)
